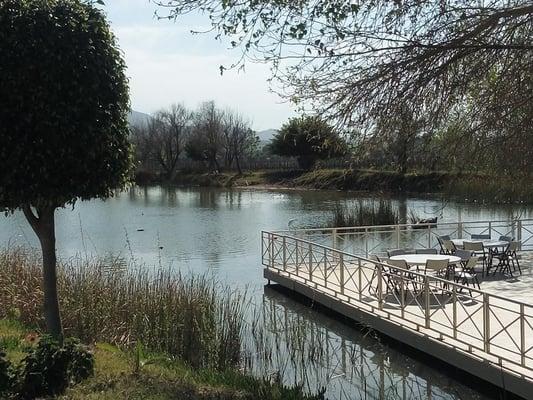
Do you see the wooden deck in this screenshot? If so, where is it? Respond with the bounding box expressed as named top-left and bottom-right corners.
top-left (262, 229), bottom-right (533, 399)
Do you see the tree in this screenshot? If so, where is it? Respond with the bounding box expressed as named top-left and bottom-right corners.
top-left (132, 104), bottom-right (191, 179)
top-left (222, 111), bottom-right (258, 174)
top-left (0, 0), bottom-right (132, 338)
top-left (158, 1), bottom-right (533, 175)
top-left (270, 116), bottom-right (346, 170)
top-left (185, 101), bottom-right (225, 172)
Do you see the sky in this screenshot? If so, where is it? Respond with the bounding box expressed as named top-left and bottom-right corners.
top-left (103, 0), bottom-right (295, 131)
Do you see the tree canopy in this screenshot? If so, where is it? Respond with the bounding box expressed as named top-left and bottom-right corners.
top-left (270, 116), bottom-right (346, 169)
top-left (0, 0), bottom-right (132, 337)
top-left (157, 1), bottom-right (533, 174)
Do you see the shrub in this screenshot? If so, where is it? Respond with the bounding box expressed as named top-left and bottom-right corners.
top-left (19, 335), bottom-right (94, 398)
top-left (0, 348), bottom-right (16, 397)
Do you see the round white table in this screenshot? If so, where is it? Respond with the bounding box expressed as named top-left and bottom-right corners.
top-left (451, 239), bottom-right (509, 249)
top-left (389, 254), bottom-right (462, 266)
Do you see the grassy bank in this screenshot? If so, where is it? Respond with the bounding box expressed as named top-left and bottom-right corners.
top-left (136, 168), bottom-right (533, 204)
top-left (0, 249), bottom-right (325, 399)
top-left (0, 319), bottom-right (322, 400)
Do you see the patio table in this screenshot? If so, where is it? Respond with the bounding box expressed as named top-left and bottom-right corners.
top-left (389, 254), bottom-right (462, 266)
top-left (451, 239), bottom-right (509, 249)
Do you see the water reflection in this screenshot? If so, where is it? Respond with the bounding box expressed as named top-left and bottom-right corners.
top-left (252, 286), bottom-right (489, 400)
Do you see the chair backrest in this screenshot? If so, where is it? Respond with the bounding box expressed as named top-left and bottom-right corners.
top-left (368, 254), bottom-right (381, 263)
top-left (386, 259), bottom-right (409, 270)
top-left (507, 241), bottom-right (520, 252)
top-left (416, 248), bottom-right (438, 254)
top-left (464, 256), bottom-right (479, 270)
top-left (471, 234), bottom-right (490, 240)
top-left (463, 241), bottom-right (483, 251)
top-left (387, 249), bottom-right (415, 257)
top-left (439, 235), bottom-right (451, 241)
top-left (442, 240), bottom-right (456, 253)
top-left (425, 259), bottom-right (449, 272)
top-left (499, 235), bottom-right (512, 242)
top-left (454, 249), bottom-right (472, 261)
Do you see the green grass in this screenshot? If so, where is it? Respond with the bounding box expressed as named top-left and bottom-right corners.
top-left (0, 319), bottom-right (323, 400)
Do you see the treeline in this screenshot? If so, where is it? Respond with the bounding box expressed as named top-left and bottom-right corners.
top-left (131, 101), bottom-right (260, 178)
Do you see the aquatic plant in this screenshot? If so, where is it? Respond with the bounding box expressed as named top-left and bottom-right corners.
top-left (331, 201), bottom-right (399, 228)
top-left (0, 248), bottom-right (246, 371)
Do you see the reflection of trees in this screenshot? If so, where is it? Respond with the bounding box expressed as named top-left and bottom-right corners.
top-left (225, 190), bottom-right (242, 210)
top-left (161, 186), bottom-right (178, 208)
top-left (195, 188), bottom-right (219, 209)
top-left (246, 286), bottom-right (482, 400)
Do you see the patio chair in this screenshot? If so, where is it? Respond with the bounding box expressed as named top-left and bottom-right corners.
top-left (499, 235), bottom-right (513, 242)
top-left (387, 248), bottom-right (415, 257)
top-left (424, 259), bottom-right (450, 290)
top-left (367, 254), bottom-right (381, 295)
top-left (384, 259), bottom-right (412, 299)
top-left (491, 241), bottom-right (521, 276)
top-left (439, 235), bottom-right (451, 240)
top-left (454, 256), bottom-right (480, 291)
top-left (415, 248), bottom-right (438, 254)
top-left (454, 249), bottom-right (473, 263)
top-left (463, 241), bottom-right (489, 276)
top-left (471, 234), bottom-right (491, 240)
top-left (441, 240), bottom-right (457, 255)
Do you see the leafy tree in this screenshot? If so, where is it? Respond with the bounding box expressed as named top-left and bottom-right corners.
top-left (0, 0), bottom-right (132, 338)
top-left (132, 104), bottom-right (191, 179)
top-left (158, 1), bottom-right (533, 176)
top-left (270, 116), bottom-right (346, 170)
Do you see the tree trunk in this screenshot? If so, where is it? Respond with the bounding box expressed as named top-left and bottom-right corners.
top-left (235, 155), bottom-right (242, 175)
top-left (23, 205), bottom-right (63, 339)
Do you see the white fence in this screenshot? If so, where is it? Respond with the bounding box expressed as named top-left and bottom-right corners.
top-left (271, 219), bottom-right (533, 257)
top-left (261, 227), bottom-right (533, 379)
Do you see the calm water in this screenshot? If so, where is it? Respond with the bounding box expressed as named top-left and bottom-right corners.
top-left (1, 186), bottom-right (527, 399)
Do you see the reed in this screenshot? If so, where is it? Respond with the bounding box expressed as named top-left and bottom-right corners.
top-left (331, 200), bottom-right (399, 227)
top-left (0, 248), bottom-right (246, 371)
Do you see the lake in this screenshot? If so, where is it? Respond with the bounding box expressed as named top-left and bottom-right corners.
top-left (2, 186), bottom-right (527, 399)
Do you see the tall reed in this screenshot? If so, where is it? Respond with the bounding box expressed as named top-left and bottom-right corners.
top-left (0, 248), bottom-right (246, 371)
top-left (331, 200), bottom-right (399, 227)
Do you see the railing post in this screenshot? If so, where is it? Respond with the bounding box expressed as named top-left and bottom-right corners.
top-left (295, 240), bottom-right (299, 274)
top-left (309, 243), bottom-right (313, 282)
top-left (358, 258), bottom-right (362, 301)
top-left (424, 276), bottom-right (430, 329)
top-left (428, 226), bottom-right (432, 248)
top-left (340, 253), bottom-right (345, 295)
top-left (282, 236), bottom-right (287, 271)
top-left (377, 263), bottom-right (383, 310)
top-left (458, 222), bottom-right (463, 239)
top-left (365, 227), bottom-right (369, 257)
top-left (517, 220), bottom-right (522, 250)
top-left (521, 304), bottom-right (525, 367)
top-left (332, 228), bottom-right (338, 250)
top-left (324, 248), bottom-right (328, 282)
top-left (270, 234), bottom-right (275, 269)
top-left (452, 285), bottom-right (457, 339)
top-left (483, 293), bottom-right (490, 353)
top-left (396, 225), bottom-right (401, 248)
top-left (488, 221), bottom-right (492, 238)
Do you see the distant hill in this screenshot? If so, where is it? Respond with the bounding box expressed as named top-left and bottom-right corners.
top-left (256, 129), bottom-right (277, 143)
top-left (128, 110), bottom-right (151, 127)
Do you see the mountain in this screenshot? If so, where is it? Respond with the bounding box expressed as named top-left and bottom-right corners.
top-left (256, 129), bottom-right (277, 142)
top-left (128, 110), bottom-right (151, 127)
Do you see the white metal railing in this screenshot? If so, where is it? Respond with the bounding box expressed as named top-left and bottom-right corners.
top-left (271, 219), bottom-right (533, 257)
top-left (261, 230), bottom-right (533, 378)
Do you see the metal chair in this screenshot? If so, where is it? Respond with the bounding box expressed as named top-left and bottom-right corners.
top-left (499, 235), bottom-right (513, 242)
top-left (471, 234), bottom-right (491, 240)
top-left (441, 240), bottom-right (456, 255)
top-left (415, 248), bottom-right (438, 254)
top-left (439, 235), bottom-right (451, 240)
top-left (384, 259), bottom-right (412, 299)
top-left (454, 249), bottom-right (473, 263)
top-left (387, 249), bottom-right (415, 257)
top-left (454, 256), bottom-right (480, 291)
top-left (492, 241), bottom-right (521, 276)
top-left (424, 259), bottom-right (449, 290)
top-left (463, 241), bottom-right (488, 276)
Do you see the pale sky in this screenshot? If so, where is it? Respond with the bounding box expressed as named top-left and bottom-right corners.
top-left (104, 0), bottom-right (295, 131)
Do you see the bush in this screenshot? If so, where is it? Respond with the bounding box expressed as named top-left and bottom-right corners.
top-left (0, 348), bottom-right (16, 397)
top-left (19, 336), bottom-right (94, 399)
